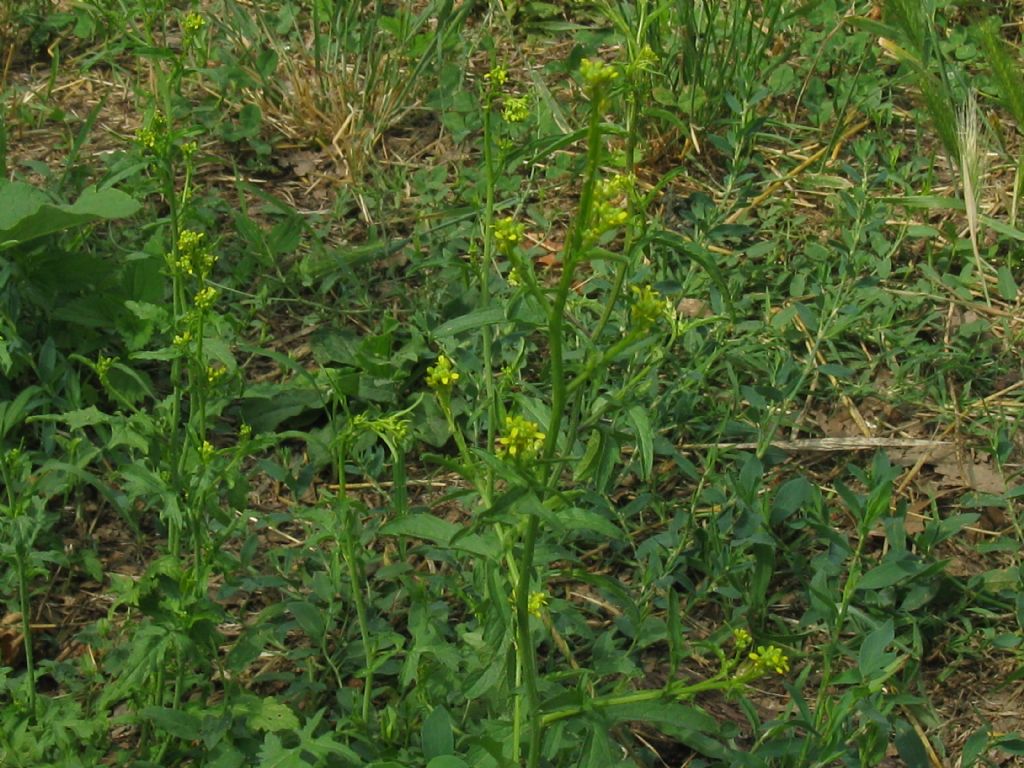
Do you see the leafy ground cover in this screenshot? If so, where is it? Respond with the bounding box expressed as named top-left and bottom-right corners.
top-left (2, 1), bottom-right (1024, 766)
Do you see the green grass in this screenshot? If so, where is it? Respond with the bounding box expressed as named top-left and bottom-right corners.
top-left (2, 1), bottom-right (1024, 767)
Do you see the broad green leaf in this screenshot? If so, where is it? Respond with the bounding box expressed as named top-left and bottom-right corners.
top-left (56, 406), bottom-right (111, 431)
top-left (0, 182), bottom-right (140, 247)
top-left (858, 619), bottom-right (895, 677)
top-left (582, 723), bottom-right (631, 768)
top-left (960, 727), bottom-right (991, 768)
top-left (381, 514), bottom-right (461, 545)
top-left (425, 758), bottom-right (469, 768)
top-left (248, 697), bottom-right (300, 733)
top-left (257, 734), bottom-right (292, 768)
top-left (894, 718), bottom-right (930, 767)
top-left (287, 600), bottom-right (325, 640)
top-left (421, 706), bottom-right (454, 759)
top-left (140, 706), bottom-right (201, 740)
top-left (771, 476), bottom-right (813, 524)
top-left (557, 507), bottom-right (625, 542)
top-left (856, 551), bottom-right (924, 590)
top-left (997, 266), bottom-right (1018, 301)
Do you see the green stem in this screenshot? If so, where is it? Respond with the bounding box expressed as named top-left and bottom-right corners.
top-left (336, 443), bottom-right (375, 724)
top-left (480, 94), bottom-right (499, 502)
top-left (515, 513), bottom-right (542, 768)
top-left (540, 671), bottom-right (752, 727)
top-left (541, 86), bottom-right (605, 474)
top-left (514, 83), bottom-right (608, 768)
top-left (16, 547), bottom-right (36, 716)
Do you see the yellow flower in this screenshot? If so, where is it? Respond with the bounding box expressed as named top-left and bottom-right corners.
top-left (502, 95), bottom-right (529, 123)
top-left (494, 216), bottom-right (525, 253)
top-left (732, 628), bottom-right (752, 649)
top-left (426, 355), bottom-right (460, 392)
top-left (579, 58), bottom-right (618, 89)
top-left (527, 591), bottom-right (549, 618)
top-left (630, 284), bottom-right (675, 330)
top-left (206, 365), bottom-right (227, 385)
top-left (199, 440), bottom-right (215, 462)
top-left (496, 415), bottom-right (545, 460)
top-left (484, 65), bottom-right (508, 89)
top-left (748, 645), bottom-right (790, 676)
top-left (194, 286), bottom-right (219, 310)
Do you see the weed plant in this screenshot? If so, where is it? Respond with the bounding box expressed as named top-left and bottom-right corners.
top-left (2, 2), bottom-right (1024, 767)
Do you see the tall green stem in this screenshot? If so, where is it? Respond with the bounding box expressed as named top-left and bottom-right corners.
top-left (514, 82), bottom-right (609, 768)
top-left (336, 440), bottom-right (375, 724)
top-left (480, 96), bottom-right (499, 502)
top-left (16, 544), bottom-right (36, 716)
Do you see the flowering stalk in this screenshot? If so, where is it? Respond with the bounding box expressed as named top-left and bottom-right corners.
top-left (510, 58), bottom-right (620, 768)
top-left (541, 632), bottom-right (790, 727)
top-left (479, 65), bottom-right (508, 504)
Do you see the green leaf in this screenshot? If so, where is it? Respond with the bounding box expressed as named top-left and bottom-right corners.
top-left (581, 723), bottom-right (631, 768)
top-left (287, 600), bottom-right (325, 640)
top-left (140, 706), bottom-right (201, 740)
top-left (0, 182), bottom-right (140, 247)
top-left (257, 733), bottom-right (293, 768)
top-left (992, 735), bottom-right (1024, 755)
top-left (432, 307), bottom-right (506, 338)
top-left (381, 514), bottom-right (461, 545)
top-left (425, 758), bottom-right (469, 768)
top-left (960, 726), bottom-right (990, 768)
top-left (856, 551), bottom-right (923, 590)
top-left (858, 619), bottom-right (895, 677)
top-left (557, 507), bottom-right (625, 542)
top-left (248, 697), bottom-right (300, 733)
top-left (56, 406), bottom-right (111, 431)
top-left (626, 405), bottom-right (653, 482)
top-left (238, 382), bottom-right (325, 432)
top-left (997, 266), bottom-right (1017, 301)
top-left (894, 718), bottom-right (930, 767)
top-left (421, 706), bottom-right (454, 759)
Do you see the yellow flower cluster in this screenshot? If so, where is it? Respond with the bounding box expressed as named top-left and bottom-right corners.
top-left (586, 175), bottom-right (633, 241)
top-left (732, 628), bottom-right (752, 649)
top-left (579, 57), bottom-right (619, 89)
top-left (194, 285), bottom-right (219, 310)
top-left (135, 111), bottom-right (167, 154)
top-left (494, 216), bottom-right (526, 254)
top-left (484, 63), bottom-right (530, 125)
top-left (496, 415), bottom-right (545, 460)
top-left (175, 229), bottom-right (216, 279)
top-left (748, 645), bottom-right (790, 676)
top-left (199, 440), bottom-right (216, 462)
top-left (95, 355), bottom-right (113, 382)
top-left (426, 355), bottom-right (460, 392)
top-left (527, 591), bottom-right (549, 618)
top-left (630, 285), bottom-right (675, 330)
top-left (502, 95), bottom-right (529, 124)
top-left (182, 12), bottom-right (206, 52)
top-left (484, 65), bottom-right (508, 89)
top-left (206, 365), bottom-right (227, 385)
